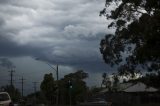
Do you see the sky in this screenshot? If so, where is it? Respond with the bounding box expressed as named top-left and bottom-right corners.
top-left (0, 0), bottom-right (116, 95)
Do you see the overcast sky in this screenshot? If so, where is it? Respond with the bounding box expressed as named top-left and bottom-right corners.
top-left (0, 0), bottom-right (115, 94)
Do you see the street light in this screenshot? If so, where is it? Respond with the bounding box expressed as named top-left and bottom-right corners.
top-left (46, 63), bottom-right (59, 106)
top-left (45, 62), bottom-right (59, 82)
top-left (35, 58), bottom-right (59, 106)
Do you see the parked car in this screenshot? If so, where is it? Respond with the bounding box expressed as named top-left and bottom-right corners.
top-left (0, 92), bottom-right (14, 106)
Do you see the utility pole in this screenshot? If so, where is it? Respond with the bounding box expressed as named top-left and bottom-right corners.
top-left (56, 65), bottom-right (59, 81)
top-left (8, 69), bottom-right (15, 98)
top-left (8, 70), bottom-right (15, 86)
top-left (68, 80), bottom-right (72, 106)
top-left (33, 82), bottom-right (38, 105)
top-left (33, 82), bottom-right (38, 93)
top-left (35, 58), bottom-right (60, 105)
top-left (19, 77), bottom-right (25, 97)
top-left (56, 65), bottom-right (59, 106)
top-left (43, 63), bottom-right (59, 106)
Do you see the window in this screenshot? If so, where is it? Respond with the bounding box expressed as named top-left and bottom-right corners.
top-left (0, 93), bottom-right (9, 101)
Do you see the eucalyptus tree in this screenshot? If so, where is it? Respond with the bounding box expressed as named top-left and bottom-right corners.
top-left (100, 0), bottom-right (160, 75)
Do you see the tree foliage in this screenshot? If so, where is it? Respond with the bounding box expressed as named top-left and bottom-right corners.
top-left (40, 70), bottom-right (88, 105)
top-left (101, 73), bottom-right (120, 91)
top-left (59, 70), bottom-right (88, 104)
top-left (40, 73), bottom-right (57, 104)
top-left (101, 73), bottom-right (111, 90)
top-left (128, 72), bottom-right (160, 89)
top-left (100, 0), bottom-right (160, 74)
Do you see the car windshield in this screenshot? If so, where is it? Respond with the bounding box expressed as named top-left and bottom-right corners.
top-left (0, 93), bottom-right (9, 101)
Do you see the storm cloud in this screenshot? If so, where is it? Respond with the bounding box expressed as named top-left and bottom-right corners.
top-left (0, 0), bottom-right (115, 74)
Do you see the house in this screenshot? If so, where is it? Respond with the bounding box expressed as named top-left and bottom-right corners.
top-left (124, 82), bottom-right (158, 92)
top-left (100, 82), bottom-right (160, 105)
top-left (123, 82), bottom-right (159, 104)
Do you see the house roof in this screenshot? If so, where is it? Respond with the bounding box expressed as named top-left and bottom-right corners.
top-left (99, 88), bottom-right (109, 93)
top-left (99, 82), bottom-right (133, 93)
top-left (99, 82), bottom-right (158, 93)
top-left (118, 82), bottom-right (133, 91)
top-left (124, 82), bottom-right (158, 92)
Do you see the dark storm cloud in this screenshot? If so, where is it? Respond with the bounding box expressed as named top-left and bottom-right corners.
top-left (0, 18), bottom-right (5, 25)
top-left (0, 58), bottom-right (15, 69)
top-left (0, 0), bottom-right (112, 72)
top-left (0, 0), bottom-right (10, 4)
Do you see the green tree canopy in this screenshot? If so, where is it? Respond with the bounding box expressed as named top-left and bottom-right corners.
top-left (40, 73), bottom-right (57, 104)
top-left (59, 70), bottom-right (88, 104)
top-left (100, 0), bottom-right (160, 75)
